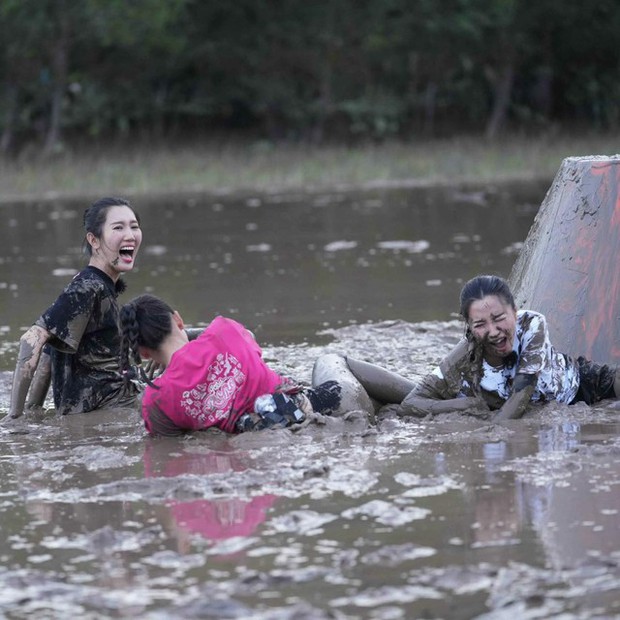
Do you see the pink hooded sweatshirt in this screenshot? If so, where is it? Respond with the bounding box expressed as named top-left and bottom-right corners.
top-left (142, 317), bottom-right (291, 433)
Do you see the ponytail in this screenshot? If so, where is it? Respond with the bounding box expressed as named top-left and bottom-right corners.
top-left (119, 301), bottom-right (144, 387)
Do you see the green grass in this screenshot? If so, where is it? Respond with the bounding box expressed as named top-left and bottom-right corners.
top-left (1, 133), bottom-right (619, 201)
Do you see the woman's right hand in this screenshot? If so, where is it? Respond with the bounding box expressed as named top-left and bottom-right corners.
top-left (143, 359), bottom-right (164, 380)
top-left (8, 326), bottom-right (51, 419)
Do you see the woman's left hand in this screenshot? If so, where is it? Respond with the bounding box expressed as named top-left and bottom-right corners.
top-left (143, 359), bottom-right (164, 380)
top-left (493, 385), bottom-right (535, 421)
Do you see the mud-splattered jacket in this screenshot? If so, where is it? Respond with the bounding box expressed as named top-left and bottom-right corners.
top-left (411, 310), bottom-right (580, 407)
top-left (36, 266), bottom-right (137, 414)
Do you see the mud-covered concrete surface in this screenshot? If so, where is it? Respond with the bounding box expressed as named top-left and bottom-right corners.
top-left (510, 156), bottom-right (620, 363)
top-left (1, 320), bottom-right (619, 619)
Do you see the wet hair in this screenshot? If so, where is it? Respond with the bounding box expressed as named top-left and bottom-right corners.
top-left (459, 275), bottom-right (516, 320)
top-left (82, 196), bottom-right (139, 256)
top-left (118, 294), bottom-right (175, 386)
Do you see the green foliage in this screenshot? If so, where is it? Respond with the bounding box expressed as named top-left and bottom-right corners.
top-left (1, 0), bottom-right (619, 152)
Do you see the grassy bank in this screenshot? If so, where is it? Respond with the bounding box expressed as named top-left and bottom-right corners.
top-left (1, 133), bottom-right (619, 201)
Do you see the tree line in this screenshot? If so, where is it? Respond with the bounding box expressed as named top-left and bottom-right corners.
top-left (1, 0), bottom-right (618, 155)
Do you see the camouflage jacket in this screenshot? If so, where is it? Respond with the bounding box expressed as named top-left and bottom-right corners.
top-left (412, 310), bottom-right (580, 407)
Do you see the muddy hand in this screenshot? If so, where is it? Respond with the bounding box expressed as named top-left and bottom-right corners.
top-left (144, 360), bottom-right (164, 380)
top-left (289, 411), bottom-right (329, 432)
top-left (493, 386), bottom-right (534, 421)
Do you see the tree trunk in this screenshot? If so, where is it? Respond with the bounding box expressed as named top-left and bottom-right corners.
top-left (43, 9), bottom-right (70, 155)
top-left (485, 62), bottom-right (515, 139)
top-left (311, 59), bottom-right (333, 144)
top-left (423, 81), bottom-right (438, 136)
top-left (1, 82), bottom-right (18, 153)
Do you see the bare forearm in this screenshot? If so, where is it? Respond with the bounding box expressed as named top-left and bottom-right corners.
top-left (8, 326), bottom-right (49, 418)
top-left (399, 394), bottom-right (483, 417)
top-left (26, 349), bottom-right (52, 408)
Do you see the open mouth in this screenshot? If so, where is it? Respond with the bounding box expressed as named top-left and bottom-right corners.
top-left (119, 246), bottom-right (135, 262)
top-left (489, 336), bottom-right (508, 351)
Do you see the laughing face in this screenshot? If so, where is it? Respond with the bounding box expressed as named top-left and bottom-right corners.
top-left (87, 205), bottom-right (142, 280)
top-left (467, 294), bottom-right (517, 365)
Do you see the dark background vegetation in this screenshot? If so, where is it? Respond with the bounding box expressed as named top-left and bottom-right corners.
top-left (1, 0), bottom-right (619, 157)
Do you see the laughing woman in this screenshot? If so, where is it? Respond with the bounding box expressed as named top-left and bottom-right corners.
top-left (399, 274), bottom-right (620, 420)
top-left (345, 274), bottom-right (620, 421)
top-left (7, 197), bottom-right (143, 418)
top-left (118, 294), bottom-right (372, 437)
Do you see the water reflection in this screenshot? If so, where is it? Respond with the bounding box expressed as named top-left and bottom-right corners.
top-left (471, 420), bottom-right (620, 573)
top-left (1, 392), bottom-right (620, 616)
top-left (143, 441), bottom-right (277, 553)
top-left (538, 421), bottom-right (581, 452)
top-left (2, 183), bottom-right (620, 616)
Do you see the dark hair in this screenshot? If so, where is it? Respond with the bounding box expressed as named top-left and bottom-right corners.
top-left (459, 275), bottom-right (516, 320)
top-left (118, 294), bottom-right (174, 384)
top-left (83, 196), bottom-right (138, 256)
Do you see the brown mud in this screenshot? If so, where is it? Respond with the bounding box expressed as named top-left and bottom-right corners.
top-left (1, 173), bottom-right (619, 617)
top-left (1, 320), bottom-right (619, 618)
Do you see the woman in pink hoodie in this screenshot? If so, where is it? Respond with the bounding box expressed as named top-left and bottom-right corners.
top-left (118, 294), bottom-right (367, 436)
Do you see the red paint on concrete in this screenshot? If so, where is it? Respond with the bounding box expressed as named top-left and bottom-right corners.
top-left (510, 156), bottom-right (620, 364)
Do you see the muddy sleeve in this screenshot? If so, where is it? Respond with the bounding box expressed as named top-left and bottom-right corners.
top-left (36, 278), bottom-right (106, 353)
top-left (399, 340), bottom-right (478, 416)
top-left (144, 401), bottom-right (187, 437)
top-left (409, 339), bottom-right (471, 400)
top-left (409, 371), bottom-right (453, 400)
top-left (513, 373), bottom-right (537, 393)
top-left (36, 283), bottom-right (98, 353)
top-left (515, 312), bottom-right (547, 375)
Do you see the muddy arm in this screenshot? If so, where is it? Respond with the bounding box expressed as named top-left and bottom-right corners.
top-left (399, 393), bottom-right (486, 417)
top-left (25, 348), bottom-right (52, 408)
top-left (184, 327), bottom-right (205, 342)
top-left (7, 325), bottom-right (51, 419)
top-left (493, 374), bottom-right (537, 421)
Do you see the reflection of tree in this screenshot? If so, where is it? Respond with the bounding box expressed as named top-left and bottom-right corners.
top-left (143, 441), bottom-right (278, 552)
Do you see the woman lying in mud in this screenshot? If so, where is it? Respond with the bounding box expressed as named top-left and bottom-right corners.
top-left (345, 274), bottom-right (620, 421)
top-left (6, 197), bottom-right (143, 419)
top-left (119, 294), bottom-right (371, 437)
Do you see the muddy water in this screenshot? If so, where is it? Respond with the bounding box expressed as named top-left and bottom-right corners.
top-left (1, 182), bottom-right (620, 619)
top-left (0, 181), bottom-right (542, 363)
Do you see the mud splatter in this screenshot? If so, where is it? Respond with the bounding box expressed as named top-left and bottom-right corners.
top-left (1, 319), bottom-right (618, 618)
